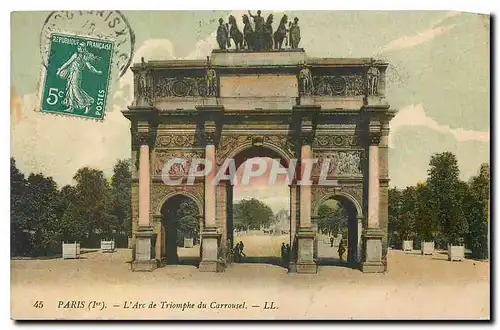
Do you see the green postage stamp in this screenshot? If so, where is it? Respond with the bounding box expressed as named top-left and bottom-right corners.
top-left (40, 33), bottom-right (114, 120)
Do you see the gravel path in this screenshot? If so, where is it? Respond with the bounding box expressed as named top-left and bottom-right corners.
top-left (11, 237), bottom-right (489, 320)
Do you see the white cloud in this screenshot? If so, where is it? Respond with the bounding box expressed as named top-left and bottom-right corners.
top-left (11, 92), bottom-right (130, 186)
top-left (377, 11), bottom-right (460, 54)
top-left (389, 103), bottom-right (490, 147)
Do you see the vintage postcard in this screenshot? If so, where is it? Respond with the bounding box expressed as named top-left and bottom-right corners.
top-left (10, 10), bottom-right (490, 320)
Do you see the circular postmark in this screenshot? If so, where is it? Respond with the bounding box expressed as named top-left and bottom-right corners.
top-left (40, 10), bottom-right (135, 79)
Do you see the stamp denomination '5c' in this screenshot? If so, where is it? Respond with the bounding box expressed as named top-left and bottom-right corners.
top-left (40, 33), bottom-right (114, 120)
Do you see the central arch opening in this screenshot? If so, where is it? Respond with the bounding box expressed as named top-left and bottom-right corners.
top-left (160, 194), bottom-right (202, 266)
top-left (314, 194), bottom-right (361, 268)
top-left (227, 146), bottom-right (292, 268)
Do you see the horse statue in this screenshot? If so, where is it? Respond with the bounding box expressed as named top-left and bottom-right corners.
top-left (262, 14), bottom-right (274, 51)
top-left (242, 14), bottom-right (255, 50)
top-left (228, 15), bottom-right (244, 50)
top-left (273, 14), bottom-right (288, 50)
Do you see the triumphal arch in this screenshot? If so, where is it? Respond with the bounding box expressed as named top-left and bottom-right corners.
top-left (122, 13), bottom-right (395, 273)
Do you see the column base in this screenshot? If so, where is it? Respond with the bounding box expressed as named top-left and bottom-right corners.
top-left (132, 226), bottom-right (157, 272)
top-left (198, 260), bottom-right (220, 273)
top-left (296, 227), bottom-right (316, 274)
top-left (362, 227), bottom-right (385, 273)
top-left (296, 261), bottom-right (317, 274)
top-left (199, 226), bottom-right (221, 273)
top-left (287, 261), bottom-right (297, 273)
top-left (131, 260), bottom-right (158, 272)
top-left (361, 261), bottom-right (385, 273)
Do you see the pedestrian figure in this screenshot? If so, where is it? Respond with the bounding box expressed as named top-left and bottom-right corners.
top-left (330, 236), bottom-right (334, 247)
top-left (285, 243), bottom-right (291, 265)
top-left (281, 242), bottom-right (286, 265)
top-left (233, 242), bottom-right (241, 263)
top-left (239, 241), bottom-right (246, 258)
top-left (338, 240), bottom-right (346, 261)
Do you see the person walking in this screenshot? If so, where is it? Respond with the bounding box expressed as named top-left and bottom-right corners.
top-left (330, 236), bottom-right (334, 247)
top-left (285, 243), bottom-right (291, 265)
top-left (338, 240), bottom-right (346, 261)
top-left (233, 242), bottom-right (241, 263)
top-left (239, 241), bottom-right (246, 258)
top-left (281, 242), bottom-right (286, 265)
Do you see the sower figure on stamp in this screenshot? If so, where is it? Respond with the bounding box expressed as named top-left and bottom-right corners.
top-left (57, 42), bottom-right (102, 114)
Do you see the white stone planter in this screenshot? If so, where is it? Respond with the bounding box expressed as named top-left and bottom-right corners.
top-left (402, 240), bottom-right (413, 251)
top-left (128, 237), bottom-right (133, 249)
top-left (62, 242), bottom-right (80, 259)
top-left (100, 240), bottom-right (115, 253)
top-left (421, 241), bottom-right (434, 255)
top-left (184, 238), bottom-right (194, 248)
top-left (448, 245), bottom-right (465, 261)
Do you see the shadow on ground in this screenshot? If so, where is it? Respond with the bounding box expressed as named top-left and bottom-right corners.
top-left (317, 257), bottom-right (356, 269)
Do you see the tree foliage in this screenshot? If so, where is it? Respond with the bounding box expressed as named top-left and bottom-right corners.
top-left (465, 163), bottom-right (490, 258)
top-left (10, 158), bottom-right (132, 257)
top-left (233, 198), bottom-right (274, 231)
top-left (388, 152), bottom-right (488, 257)
top-left (175, 199), bottom-right (200, 244)
top-left (427, 152), bottom-right (468, 245)
top-left (316, 203), bottom-right (348, 236)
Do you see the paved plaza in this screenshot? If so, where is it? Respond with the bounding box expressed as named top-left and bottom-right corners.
top-left (11, 235), bottom-right (489, 320)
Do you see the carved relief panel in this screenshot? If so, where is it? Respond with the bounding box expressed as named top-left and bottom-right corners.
top-left (312, 75), bottom-right (365, 96)
top-left (313, 134), bottom-right (360, 149)
top-left (154, 76), bottom-right (207, 98)
top-left (313, 150), bottom-right (364, 177)
top-left (153, 150), bottom-right (205, 176)
top-left (154, 133), bottom-right (203, 149)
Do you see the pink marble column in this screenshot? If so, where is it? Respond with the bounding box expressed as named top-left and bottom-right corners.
top-left (368, 139), bottom-right (380, 228)
top-left (199, 142), bottom-right (220, 272)
top-left (300, 144), bottom-right (312, 228)
top-left (296, 142), bottom-right (316, 273)
top-left (204, 144), bottom-right (216, 227)
top-left (138, 144), bottom-right (150, 227)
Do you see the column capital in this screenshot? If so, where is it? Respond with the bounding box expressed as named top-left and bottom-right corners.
top-left (134, 122), bottom-right (151, 146)
top-left (300, 132), bottom-right (314, 146)
top-left (134, 131), bottom-right (150, 145)
top-left (204, 132), bottom-right (216, 145)
top-left (369, 135), bottom-right (381, 146)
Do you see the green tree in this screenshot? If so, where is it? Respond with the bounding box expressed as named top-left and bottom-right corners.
top-left (388, 187), bottom-right (402, 246)
top-left (398, 186), bottom-right (417, 240)
top-left (70, 167), bottom-right (118, 240)
top-left (10, 158), bottom-right (28, 256)
top-left (415, 182), bottom-right (436, 241)
top-left (427, 152), bottom-right (468, 245)
top-left (465, 163), bottom-right (490, 258)
top-left (316, 203), bottom-right (348, 236)
top-left (110, 159), bottom-right (132, 236)
top-left (23, 173), bottom-right (60, 256)
top-left (233, 198), bottom-right (274, 231)
top-left (175, 199), bottom-right (200, 245)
